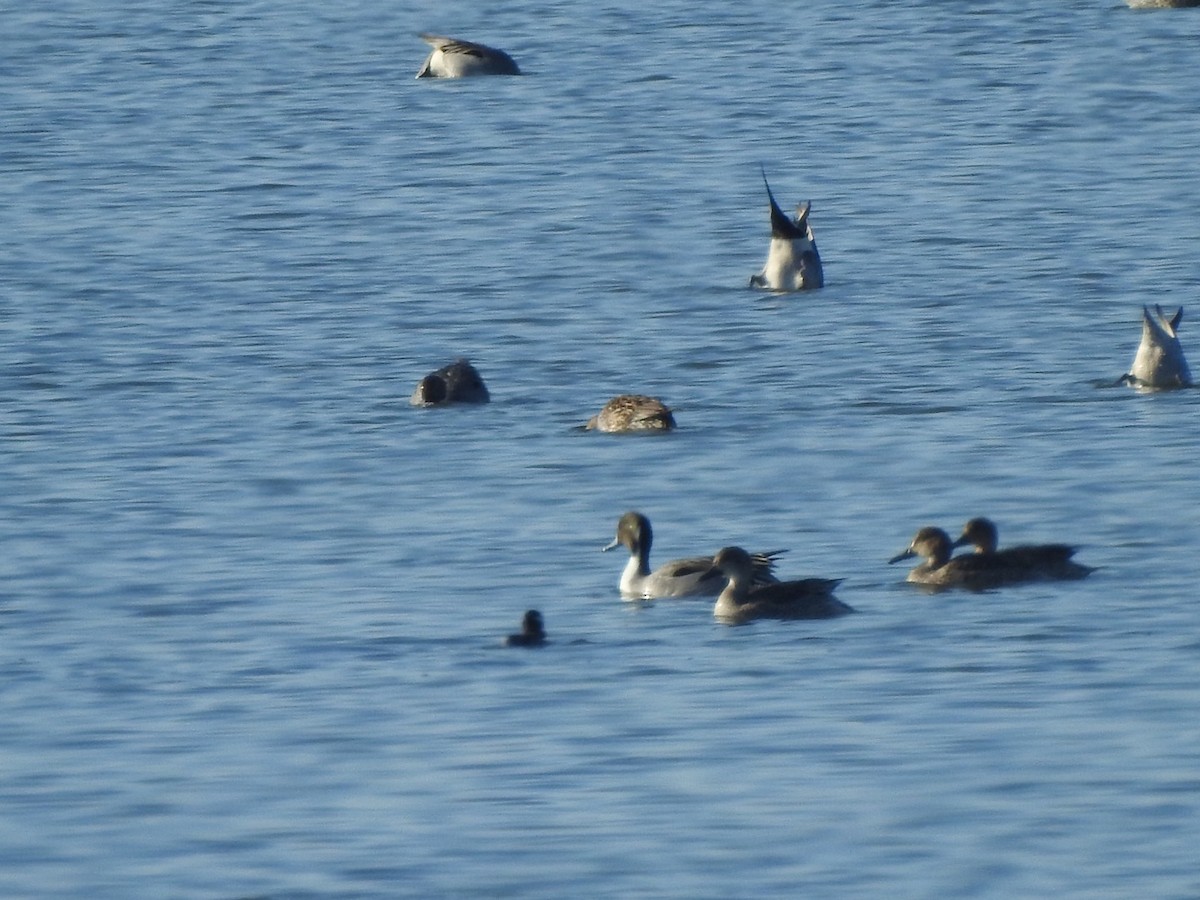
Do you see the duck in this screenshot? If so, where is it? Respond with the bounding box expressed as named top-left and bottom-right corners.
top-left (711, 546), bottom-right (849, 623)
top-left (415, 33), bottom-right (521, 78)
top-left (504, 610), bottom-right (546, 647)
top-left (604, 511), bottom-right (783, 600)
top-left (889, 526), bottom-right (1053, 590)
top-left (584, 395), bottom-right (676, 433)
top-left (410, 358), bottom-right (490, 406)
top-left (749, 168), bottom-right (824, 292)
top-left (1119, 305), bottom-right (1192, 390)
top-left (951, 517), bottom-right (1094, 581)
top-left (1126, 0), bottom-right (1200, 8)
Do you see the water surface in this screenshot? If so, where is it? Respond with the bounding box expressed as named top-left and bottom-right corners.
top-left (3, 1), bottom-right (1200, 897)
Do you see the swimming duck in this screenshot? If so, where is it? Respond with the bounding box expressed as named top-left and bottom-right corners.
top-left (410, 358), bottom-right (490, 406)
top-left (749, 169), bottom-right (824, 292)
top-left (1126, 0), bottom-right (1200, 8)
top-left (585, 395), bottom-right (676, 433)
top-left (415, 34), bottom-right (521, 78)
top-left (888, 526), bottom-right (1023, 590)
top-left (711, 546), bottom-right (849, 623)
top-left (604, 511), bottom-right (783, 600)
top-left (504, 610), bottom-right (546, 647)
top-left (1119, 305), bottom-right (1192, 390)
top-left (951, 517), bottom-right (1094, 581)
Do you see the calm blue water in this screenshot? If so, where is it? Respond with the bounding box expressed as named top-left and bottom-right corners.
top-left (3, 1), bottom-right (1200, 897)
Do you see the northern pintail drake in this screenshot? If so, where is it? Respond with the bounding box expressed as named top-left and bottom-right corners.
top-left (711, 546), bottom-right (849, 623)
top-left (749, 169), bottom-right (824, 292)
top-left (1120, 305), bottom-right (1192, 390)
top-left (410, 358), bottom-right (490, 406)
top-left (504, 610), bottom-right (546, 647)
top-left (415, 34), bottom-right (521, 78)
top-left (604, 511), bottom-right (783, 600)
top-left (951, 517), bottom-right (1094, 581)
top-left (585, 395), bottom-right (676, 433)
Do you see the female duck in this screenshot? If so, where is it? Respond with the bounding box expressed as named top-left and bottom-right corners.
top-left (951, 517), bottom-right (1094, 581)
top-left (604, 511), bottom-right (782, 600)
top-left (711, 546), bottom-right (849, 624)
top-left (889, 526), bottom-right (1041, 590)
top-left (504, 610), bottom-right (546, 647)
top-left (585, 395), bottom-right (676, 433)
top-left (892, 525), bottom-right (1070, 595)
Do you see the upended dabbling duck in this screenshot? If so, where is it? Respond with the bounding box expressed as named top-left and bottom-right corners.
top-left (889, 524), bottom-right (1092, 590)
top-left (711, 546), bottom-right (850, 624)
top-left (604, 512), bottom-right (783, 600)
top-left (749, 169), bottom-right (824, 292)
top-left (410, 358), bottom-right (490, 406)
top-left (1120, 305), bottom-right (1192, 390)
top-left (584, 395), bottom-right (676, 433)
top-left (951, 517), bottom-right (1094, 582)
top-left (415, 34), bottom-right (521, 78)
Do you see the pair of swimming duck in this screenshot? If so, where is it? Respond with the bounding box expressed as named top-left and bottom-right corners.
top-left (603, 511), bottom-right (848, 624)
top-left (889, 518), bottom-right (1094, 590)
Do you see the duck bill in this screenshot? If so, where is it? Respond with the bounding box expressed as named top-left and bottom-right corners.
top-left (888, 548), bottom-right (916, 565)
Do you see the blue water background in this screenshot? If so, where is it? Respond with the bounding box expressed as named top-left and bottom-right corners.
top-left (3, 1), bottom-right (1200, 896)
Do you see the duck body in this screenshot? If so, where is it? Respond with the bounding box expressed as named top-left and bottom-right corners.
top-left (416, 34), bottom-right (520, 78)
top-left (749, 170), bottom-right (824, 292)
top-left (1126, 0), bottom-right (1200, 8)
top-left (890, 525), bottom-right (1090, 590)
top-left (1122, 305), bottom-right (1192, 390)
top-left (410, 358), bottom-right (490, 406)
top-left (504, 610), bottom-right (546, 647)
top-left (585, 395), bottom-right (675, 433)
top-left (951, 517), bottom-right (1094, 582)
top-left (712, 546), bottom-right (848, 623)
top-left (889, 526), bottom-right (1014, 590)
top-left (604, 512), bottom-right (782, 600)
